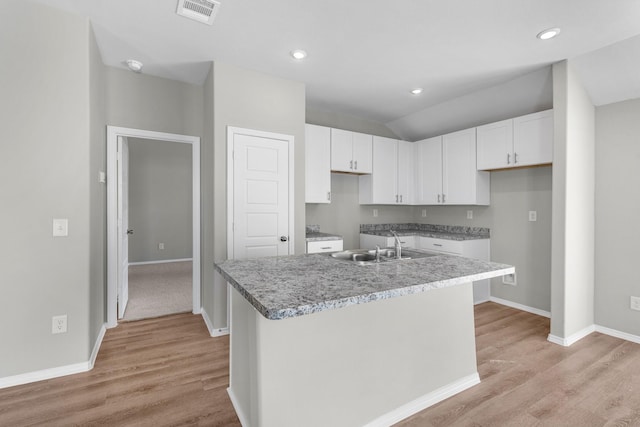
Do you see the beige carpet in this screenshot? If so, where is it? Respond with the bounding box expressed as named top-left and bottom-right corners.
top-left (123, 261), bottom-right (192, 321)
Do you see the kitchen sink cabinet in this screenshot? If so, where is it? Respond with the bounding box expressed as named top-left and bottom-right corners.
top-left (306, 239), bottom-right (343, 254)
top-left (305, 124), bottom-right (332, 203)
top-left (360, 233), bottom-right (415, 249)
top-left (416, 129), bottom-right (490, 205)
top-left (330, 128), bottom-right (372, 174)
top-left (477, 109), bottom-right (553, 170)
top-left (359, 137), bottom-right (413, 205)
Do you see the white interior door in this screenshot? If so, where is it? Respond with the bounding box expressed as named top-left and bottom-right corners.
top-left (232, 131), bottom-right (290, 260)
top-left (117, 136), bottom-right (130, 318)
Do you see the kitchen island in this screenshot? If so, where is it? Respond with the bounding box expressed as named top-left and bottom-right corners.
top-left (215, 252), bottom-right (514, 427)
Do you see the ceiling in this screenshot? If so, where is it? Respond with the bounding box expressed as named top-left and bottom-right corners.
top-left (34, 0), bottom-right (640, 128)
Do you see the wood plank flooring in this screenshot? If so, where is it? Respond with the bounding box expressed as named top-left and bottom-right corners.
top-left (1, 303), bottom-right (639, 426)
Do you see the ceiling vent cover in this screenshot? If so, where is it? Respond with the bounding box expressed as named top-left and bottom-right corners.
top-left (177, 0), bottom-right (220, 25)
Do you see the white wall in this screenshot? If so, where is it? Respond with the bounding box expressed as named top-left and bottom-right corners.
top-left (595, 98), bottom-right (640, 337)
top-left (0, 1), bottom-right (94, 377)
top-left (204, 62), bottom-right (306, 330)
top-left (128, 138), bottom-right (192, 263)
top-left (550, 60), bottom-right (595, 339)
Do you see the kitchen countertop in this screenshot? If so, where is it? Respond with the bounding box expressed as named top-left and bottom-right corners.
top-left (305, 231), bottom-right (343, 242)
top-left (360, 223), bottom-right (490, 241)
top-left (214, 252), bottom-right (513, 320)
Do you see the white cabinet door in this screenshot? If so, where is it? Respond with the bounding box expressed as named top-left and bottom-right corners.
top-left (371, 136), bottom-right (397, 204)
top-left (415, 136), bottom-right (443, 205)
top-left (443, 128), bottom-right (479, 205)
top-left (397, 140), bottom-right (414, 205)
top-left (513, 109), bottom-right (553, 167)
top-left (307, 239), bottom-right (343, 254)
top-left (352, 132), bottom-right (373, 173)
top-left (476, 119), bottom-right (513, 170)
top-left (305, 124), bottom-right (331, 203)
top-left (330, 128), bottom-right (354, 172)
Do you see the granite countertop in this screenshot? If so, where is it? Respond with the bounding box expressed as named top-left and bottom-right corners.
top-left (306, 231), bottom-right (343, 242)
top-left (214, 253), bottom-right (513, 320)
top-left (360, 223), bottom-right (490, 241)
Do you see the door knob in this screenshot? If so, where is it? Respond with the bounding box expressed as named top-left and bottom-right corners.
top-left (280, 236), bottom-right (288, 242)
top-left (127, 229), bottom-right (134, 235)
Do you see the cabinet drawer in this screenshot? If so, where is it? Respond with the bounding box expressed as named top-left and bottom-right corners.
top-left (307, 240), bottom-right (343, 254)
top-left (418, 237), bottom-right (463, 254)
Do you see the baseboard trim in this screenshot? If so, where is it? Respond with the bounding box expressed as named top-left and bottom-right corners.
top-left (128, 258), bottom-right (192, 266)
top-left (489, 296), bottom-right (551, 318)
top-left (548, 324), bottom-right (596, 347)
top-left (0, 361), bottom-right (90, 390)
top-left (201, 309), bottom-right (229, 337)
top-left (364, 373), bottom-right (481, 427)
top-left (228, 387), bottom-right (250, 427)
top-left (89, 323), bottom-right (107, 368)
top-left (595, 325), bottom-right (640, 345)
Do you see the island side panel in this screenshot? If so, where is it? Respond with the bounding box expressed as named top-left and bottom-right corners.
top-left (228, 286), bottom-right (260, 426)
top-left (254, 283), bottom-right (478, 427)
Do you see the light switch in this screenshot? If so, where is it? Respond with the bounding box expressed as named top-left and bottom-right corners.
top-left (53, 219), bottom-right (68, 237)
top-left (467, 210), bottom-right (473, 220)
top-left (99, 171), bottom-right (106, 184)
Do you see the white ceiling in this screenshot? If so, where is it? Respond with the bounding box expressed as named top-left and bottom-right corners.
top-left (34, 0), bottom-right (640, 128)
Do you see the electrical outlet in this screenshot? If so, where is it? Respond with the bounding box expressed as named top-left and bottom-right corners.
top-left (373, 209), bottom-right (378, 218)
top-left (158, 243), bottom-right (165, 250)
top-left (631, 296), bottom-right (640, 311)
top-left (52, 219), bottom-right (69, 237)
top-left (422, 209), bottom-right (427, 218)
top-left (467, 210), bottom-right (473, 220)
top-left (502, 273), bottom-right (517, 286)
top-left (529, 211), bottom-right (537, 222)
top-left (52, 315), bottom-right (67, 334)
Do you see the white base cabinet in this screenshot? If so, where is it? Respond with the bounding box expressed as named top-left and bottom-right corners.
top-left (418, 237), bottom-right (490, 304)
top-left (360, 234), bottom-right (415, 249)
top-left (306, 239), bottom-right (343, 254)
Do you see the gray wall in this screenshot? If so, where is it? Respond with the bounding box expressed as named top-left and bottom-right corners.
top-left (205, 62), bottom-right (306, 330)
top-left (128, 138), bottom-right (192, 263)
top-left (106, 67), bottom-right (203, 137)
top-left (0, 2), bottom-right (94, 376)
top-left (595, 98), bottom-right (640, 337)
top-left (417, 168), bottom-right (552, 312)
top-left (550, 60), bottom-right (595, 339)
top-left (89, 24), bottom-right (107, 352)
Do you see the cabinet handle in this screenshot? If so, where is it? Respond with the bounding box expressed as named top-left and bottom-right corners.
top-left (507, 153), bottom-right (511, 164)
top-left (514, 152), bottom-right (518, 164)
top-left (400, 194), bottom-right (403, 203)
top-left (396, 194), bottom-right (398, 203)
top-left (327, 191), bottom-right (331, 201)
top-left (437, 194), bottom-right (441, 203)
top-left (350, 160), bottom-right (353, 170)
top-left (442, 194), bottom-right (446, 203)
top-left (433, 243), bottom-right (443, 247)
top-left (354, 160), bottom-right (358, 170)
top-left (321, 247), bottom-right (332, 250)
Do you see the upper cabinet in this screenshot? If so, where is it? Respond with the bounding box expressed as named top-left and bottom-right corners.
top-left (305, 124), bottom-right (331, 203)
top-left (415, 129), bottom-right (490, 205)
top-left (477, 109), bottom-right (553, 170)
top-left (359, 137), bottom-right (413, 205)
top-left (330, 128), bottom-right (372, 174)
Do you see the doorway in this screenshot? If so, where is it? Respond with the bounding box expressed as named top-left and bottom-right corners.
top-left (107, 126), bottom-right (201, 328)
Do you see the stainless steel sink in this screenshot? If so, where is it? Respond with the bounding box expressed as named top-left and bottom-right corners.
top-left (330, 248), bottom-right (438, 265)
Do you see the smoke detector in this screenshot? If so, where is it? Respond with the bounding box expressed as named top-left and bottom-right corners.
top-left (177, 0), bottom-right (221, 25)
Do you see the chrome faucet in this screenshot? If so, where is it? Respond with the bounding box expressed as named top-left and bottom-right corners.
top-left (389, 230), bottom-right (402, 259)
top-left (375, 245), bottom-right (381, 262)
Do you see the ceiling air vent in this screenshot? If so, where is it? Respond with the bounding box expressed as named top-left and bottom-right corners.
top-left (177, 0), bottom-right (221, 25)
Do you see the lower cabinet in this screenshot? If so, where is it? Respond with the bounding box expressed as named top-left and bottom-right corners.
top-left (306, 239), bottom-right (343, 254)
top-left (359, 234), bottom-right (415, 249)
top-left (418, 237), bottom-right (490, 304)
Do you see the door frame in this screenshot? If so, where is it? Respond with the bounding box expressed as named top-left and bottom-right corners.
top-left (226, 126), bottom-right (295, 259)
top-left (107, 126), bottom-right (201, 328)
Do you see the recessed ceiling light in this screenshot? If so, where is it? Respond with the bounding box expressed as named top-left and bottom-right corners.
top-left (410, 88), bottom-right (423, 95)
top-left (126, 59), bottom-right (143, 73)
top-left (537, 28), bottom-right (561, 40)
top-left (290, 50), bottom-right (307, 60)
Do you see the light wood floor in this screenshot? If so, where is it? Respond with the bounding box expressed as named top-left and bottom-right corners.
top-left (1, 303), bottom-right (639, 426)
